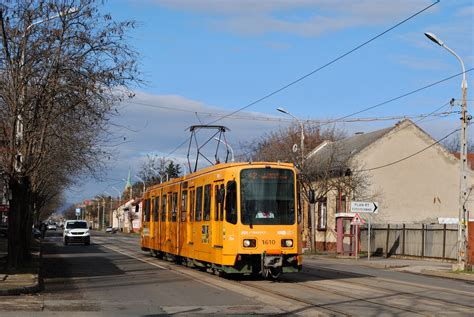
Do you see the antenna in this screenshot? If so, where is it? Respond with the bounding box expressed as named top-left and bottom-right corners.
top-left (186, 125), bottom-right (231, 172)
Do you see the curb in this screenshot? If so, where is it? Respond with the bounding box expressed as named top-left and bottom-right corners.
top-left (419, 269), bottom-right (474, 281)
top-left (0, 279), bottom-right (41, 296)
top-left (0, 239), bottom-right (43, 296)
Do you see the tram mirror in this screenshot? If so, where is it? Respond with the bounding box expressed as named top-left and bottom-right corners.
top-left (218, 188), bottom-right (225, 203)
top-left (308, 189), bottom-right (316, 204)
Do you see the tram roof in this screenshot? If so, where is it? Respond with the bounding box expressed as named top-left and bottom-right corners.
top-left (145, 161), bottom-right (295, 192)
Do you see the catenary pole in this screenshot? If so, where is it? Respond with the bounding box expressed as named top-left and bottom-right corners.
top-left (425, 32), bottom-right (470, 270)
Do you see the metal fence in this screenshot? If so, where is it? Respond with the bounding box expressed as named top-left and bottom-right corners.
top-left (360, 224), bottom-right (457, 260)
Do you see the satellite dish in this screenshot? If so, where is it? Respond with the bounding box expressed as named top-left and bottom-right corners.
top-left (292, 144), bottom-right (298, 153)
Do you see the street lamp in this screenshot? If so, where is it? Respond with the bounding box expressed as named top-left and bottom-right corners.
top-left (135, 175), bottom-right (146, 194)
top-left (277, 107), bottom-right (305, 170)
top-left (425, 32), bottom-right (469, 270)
top-left (150, 167), bottom-right (166, 183)
top-left (277, 107), bottom-right (311, 250)
top-left (213, 137), bottom-right (234, 162)
top-left (104, 191), bottom-right (112, 229)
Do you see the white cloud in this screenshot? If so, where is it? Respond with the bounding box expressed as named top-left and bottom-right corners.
top-left (144, 0), bottom-right (434, 37)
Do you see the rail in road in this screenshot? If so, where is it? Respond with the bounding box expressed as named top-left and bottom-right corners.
top-left (94, 232), bottom-right (474, 316)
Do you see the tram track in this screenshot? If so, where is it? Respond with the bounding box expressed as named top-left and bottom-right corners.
top-left (94, 236), bottom-right (474, 316)
top-left (301, 262), bottom-right (474, 309)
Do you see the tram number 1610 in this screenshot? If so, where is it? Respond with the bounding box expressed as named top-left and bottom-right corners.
top-left (262, 239), bottom-right (276, 246)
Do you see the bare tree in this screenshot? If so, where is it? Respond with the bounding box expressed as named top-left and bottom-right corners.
top-left (441, 133), bottom-right (474, 153)
top-left (127, 209), bottom-right (138, 233)
top-left (0, 0), bottom-right (140, 268)
top-left (137, 155), bottom-right (182, 187)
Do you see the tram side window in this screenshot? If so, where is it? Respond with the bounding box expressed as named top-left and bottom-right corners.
top-left (225, 181), bottom-right (237, 224)
top-left (171, 192), bottom-right (178, 222)
top-left (203, 184), bottom-right (211, 221)
top-left (214, 185), bottom-right (219, 221)
top-left (161, 194), bottom-right (167, 222)
top-left (219, 184), bottom-right (225, 221)
top-left (167, 194), bottom-right (172, 222)
top-left (145, 199), bottom-right (151, 222)
top-left (181, 190), bottom-right (187, 222)
top-left (153, 197), bottom-right (160, 222)
top-left (195, 186), bottom-right (203, 221)
top-left (189, 190), bottom-right (195, 222)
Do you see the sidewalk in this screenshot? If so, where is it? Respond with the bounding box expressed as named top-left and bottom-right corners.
top-left (0, 237), bottom-right (41, 296)
top-left (305, 253), bottom-right (474, 281)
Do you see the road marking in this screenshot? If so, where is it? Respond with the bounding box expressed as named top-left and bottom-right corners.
top-left (98, 242), bottom-right (167, 269)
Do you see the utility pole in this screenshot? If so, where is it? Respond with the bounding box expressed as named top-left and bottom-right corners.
top-left (425, 32), bottom-right (470, 270)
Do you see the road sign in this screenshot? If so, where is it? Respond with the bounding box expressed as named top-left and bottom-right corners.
top-left (350, 201), bottom-right (378, 214)
top-left (75, 208), bottom-right (81, 216)
top-left (351, 213), bottom-right (365, 225)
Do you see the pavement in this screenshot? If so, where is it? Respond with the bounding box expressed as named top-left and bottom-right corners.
top-left (0, 237), bottom-right (42, 296)
top-left (1, 234), bottom-right (473, 297)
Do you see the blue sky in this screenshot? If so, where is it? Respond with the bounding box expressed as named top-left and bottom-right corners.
top-left (64, 0), bottom-right (473, 207)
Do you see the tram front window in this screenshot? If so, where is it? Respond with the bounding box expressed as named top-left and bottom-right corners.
top-left (240, 168), bottom-right (295, 225)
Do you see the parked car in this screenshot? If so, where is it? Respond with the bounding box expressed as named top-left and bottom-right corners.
top-left (63, 220), bottom-right (90, 245)
top-left (47, 223), bottom-right (57, 231)
top-left (105, 226), bottom-right (113, 233)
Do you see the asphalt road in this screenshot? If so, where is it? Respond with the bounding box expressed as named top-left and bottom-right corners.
top-left (0, 230), bottom-right (473, 316)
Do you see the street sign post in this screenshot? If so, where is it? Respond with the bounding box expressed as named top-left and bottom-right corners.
top-left (351, 202), bottom-right (379, 261)
top-left (350, 201), bottom-right (378, 214)
top-left (75, 208), bottom-right (81, 220)
top-left (351, 213), bottom-right (365, 260)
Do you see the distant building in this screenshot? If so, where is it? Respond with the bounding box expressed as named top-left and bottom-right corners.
top-left (112, 198), bottom-right (142, 232)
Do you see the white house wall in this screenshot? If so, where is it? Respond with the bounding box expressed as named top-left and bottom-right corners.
top-left (355, 122), bottom-right (473, 224)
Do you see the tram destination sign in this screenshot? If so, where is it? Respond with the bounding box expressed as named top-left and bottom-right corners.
top-left (350, 201), bottom-right (379, 214)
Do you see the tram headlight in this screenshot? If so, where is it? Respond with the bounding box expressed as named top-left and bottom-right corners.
top-left (282, 239), bottom-right (293, 247)
top-left (243, 239), bottom-right (256, 248)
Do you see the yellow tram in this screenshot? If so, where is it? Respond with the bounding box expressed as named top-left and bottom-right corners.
top-left (140, 161), bottom-right (302, 278)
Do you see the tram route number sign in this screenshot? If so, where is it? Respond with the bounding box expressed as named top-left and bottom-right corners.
top-left (350, 201), bottom-right (379, 214)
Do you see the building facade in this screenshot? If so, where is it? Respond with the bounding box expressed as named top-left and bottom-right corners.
top-left (305, 120), bottom-right (473, 251)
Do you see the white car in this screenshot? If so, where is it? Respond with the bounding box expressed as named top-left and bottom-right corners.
top-left (63, 220), bottom-right (90, 245)
top-left (47, 223), bottom-right (57, 231)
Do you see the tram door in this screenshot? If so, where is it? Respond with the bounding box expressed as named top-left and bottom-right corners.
top-left (170, 192), bottom-right (178, 254)
top-left (212, 183), bottom-right (224, 248)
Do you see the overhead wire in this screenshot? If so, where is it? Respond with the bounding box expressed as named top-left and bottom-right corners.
top-left (359, 127), bottom-right (461, 172)
top-left (206, 0), bottom-right (440, 125)
top-left (163, 1), bottom-right (441, 158)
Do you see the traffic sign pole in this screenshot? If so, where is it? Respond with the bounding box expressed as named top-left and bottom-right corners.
top-left (368, 219), bottom-right (371, 261)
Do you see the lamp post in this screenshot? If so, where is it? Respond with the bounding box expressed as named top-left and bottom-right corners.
top-left (425, 32), bottom-right (469, 270)
top-left (277, 107), bottom-right (310, 250)
top-left (135, 175), bottom-right (146, 194)
top-left (277, 107), bottom-right (305, 170)
top-left (213, 137), bottom-right (235, 162)
top-left (104, 191), bottom-right (112, 228)
top-left (112, 186), bottom-right (122, 230)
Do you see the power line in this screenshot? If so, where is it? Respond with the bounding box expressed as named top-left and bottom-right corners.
top-left (318, 69), bottom-right (472, 128)
top-left (163, 1), bottom-right (441, 158)
top-left (125, 98), bottom-right (455, 124)
top-left (359, 127), bottom-right (460, 172)
top-left (206, 1), bottom-right (440, 125)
